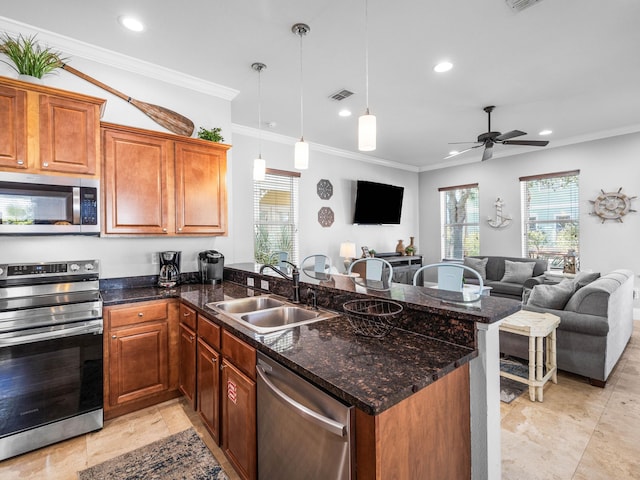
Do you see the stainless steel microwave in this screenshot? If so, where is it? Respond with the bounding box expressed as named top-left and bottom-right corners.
top-left (0, 172), bottom-right (100, 235)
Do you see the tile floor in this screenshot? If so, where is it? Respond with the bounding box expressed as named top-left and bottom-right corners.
top-left (1, 321), bottom-right (638, 480)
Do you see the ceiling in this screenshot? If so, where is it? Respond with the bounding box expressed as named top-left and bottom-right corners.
top-left (3, 0), bottom-right (640, 171)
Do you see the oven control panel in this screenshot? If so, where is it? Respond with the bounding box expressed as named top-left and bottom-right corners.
top-left (0, 260), bottom-right (100, 281)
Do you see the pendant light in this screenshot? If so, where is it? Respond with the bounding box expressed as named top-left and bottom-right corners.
top-left (292, 23), bottom-right (310, 170)
top-left (251, 62), bottom-right (267, 181)
top-left (358, 0), bottom-right (376, 151)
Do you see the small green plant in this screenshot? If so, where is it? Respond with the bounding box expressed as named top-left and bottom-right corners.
top-left (197, 127), bottom-right (224, 143)
top-left (0, 33), bottom-right (67, 78)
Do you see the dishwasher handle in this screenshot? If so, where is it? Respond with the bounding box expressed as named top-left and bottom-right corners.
top-left (256, 363), bottom-right (347, 438)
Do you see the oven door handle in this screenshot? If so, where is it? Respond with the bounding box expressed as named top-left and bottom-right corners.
top-left (0, 320), bottom-right (103, 347)
top-left (256, 363), bottom-right (347, 438)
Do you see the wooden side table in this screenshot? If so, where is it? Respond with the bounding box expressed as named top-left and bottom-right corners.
top-left (499, 310), bottom-right (561, 402)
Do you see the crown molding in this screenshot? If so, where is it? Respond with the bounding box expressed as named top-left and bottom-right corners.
top-left (232, 123), bottom-right (419, 173)
top-left (0, 16), bottom-right (239, 101)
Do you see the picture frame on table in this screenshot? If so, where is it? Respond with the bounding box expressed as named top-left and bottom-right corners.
top-left (361, 246), bottom-right (370, 258)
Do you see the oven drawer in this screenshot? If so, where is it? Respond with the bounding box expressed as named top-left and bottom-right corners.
top-left (108, 301), bottom-right (169, 328)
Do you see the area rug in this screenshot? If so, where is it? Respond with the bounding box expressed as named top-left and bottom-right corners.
top-left (78, 428), bottom-right (229, 480)
top-left (500, 357), bottom-right (529, 403)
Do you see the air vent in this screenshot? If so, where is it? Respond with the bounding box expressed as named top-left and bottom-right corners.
top-left (505, 0), bottom-right (543, 12)
top-left (329, 89), bottom-right (354, 101)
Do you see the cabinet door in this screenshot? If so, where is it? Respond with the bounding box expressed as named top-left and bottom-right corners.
top-left (0, 85), bottom-right (27, 169)
top-left (174, 141), bottom-right (227, 235)
top-left (103, 128), bottom-right (173, 234)
top-left (39, 94), bottom-right (100, 174)
top-left (221, 359), bottom-right (257, 480)
top-left (179, 323), bottom-right (197, 409)
top-left (109, 321), bottom-right (169, 407)
top-left (197, 338), bottom-right (221, 444)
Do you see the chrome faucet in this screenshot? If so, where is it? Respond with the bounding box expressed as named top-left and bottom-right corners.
top-left (259, 261), bottom-right (301, 303)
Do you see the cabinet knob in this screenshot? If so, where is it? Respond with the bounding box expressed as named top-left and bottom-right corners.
top-left (17, 159), bottom-right (24, 165)
top-left (177, 227), bottom-right (183, 232)
top-left (138, 312), bottom-right (144, 317)
top-left (112, 335), bottom-right (117, 339)
top-left (212, 358), bottom-right (217, 363)
top-left (220, 364), bottom-right (227, 370)
top-left (162, 228), bottom-right (167, 233)
top-left (43, 162), bottom-right (49, 167)
top-left (190, 335), bottom-right (194, 341)
top-left (183, 312), bottom-right (190, 317)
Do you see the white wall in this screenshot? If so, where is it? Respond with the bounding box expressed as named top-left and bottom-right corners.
top-left (419, 132), bottom-right (640, 278)
top-left (230, 133), bottom-right (420, 271)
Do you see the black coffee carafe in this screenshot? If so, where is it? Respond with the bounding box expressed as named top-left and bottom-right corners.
top-left (158, 251), bottom-right (181, 287)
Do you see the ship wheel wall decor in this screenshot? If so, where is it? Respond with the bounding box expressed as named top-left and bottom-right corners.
top-left (589, 188), bottom-right (637, 223)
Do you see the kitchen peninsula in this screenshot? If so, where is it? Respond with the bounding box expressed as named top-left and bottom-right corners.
top-left (100, 264), bottom-right (521, 479)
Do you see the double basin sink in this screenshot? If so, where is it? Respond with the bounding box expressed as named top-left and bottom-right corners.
top-left (207, 295), bottom-right (339, 334)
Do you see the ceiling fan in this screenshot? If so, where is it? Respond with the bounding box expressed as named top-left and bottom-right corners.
top-left (445, 106), bottom-right (549, 161)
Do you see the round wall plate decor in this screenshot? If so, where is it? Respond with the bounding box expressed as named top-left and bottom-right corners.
top-left (318, 207), bottom-right (334, 227)
top-left (317, 179), bottom-right (333, 200)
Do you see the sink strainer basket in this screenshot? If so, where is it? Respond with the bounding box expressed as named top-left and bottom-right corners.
top-left (342, 299), bottom-right (403, 338)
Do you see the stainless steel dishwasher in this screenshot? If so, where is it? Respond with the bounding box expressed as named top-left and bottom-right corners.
top-left (256, 352), bottom-right (354, 479)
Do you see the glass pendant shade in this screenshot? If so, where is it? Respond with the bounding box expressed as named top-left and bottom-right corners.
top-left (294, 139), bottom-right (309, 169)
top-left (358, 111), bottom-right (377, 151)
top-left (253, 155), bottom-right (266, 181)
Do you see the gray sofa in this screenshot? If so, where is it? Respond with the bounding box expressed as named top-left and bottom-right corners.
top-left (463, 255), bottom-right (547, 300)
top-left (501, 269), bottom-right (634, 386)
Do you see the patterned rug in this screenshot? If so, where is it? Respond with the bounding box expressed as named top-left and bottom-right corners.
top-left (78, 428), bottom-right (229, 480)
top-left (500, 357), bottom-right (529, 403)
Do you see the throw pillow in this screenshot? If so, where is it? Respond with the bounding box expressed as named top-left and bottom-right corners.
top-left (573, 271), bottom-right (600, 290)
top-left (501, 260), bottom-right (536, 284)
top-left (526, 279), bottom-right (575, 310)
top-left (463, 257), bottom-right (488, 281)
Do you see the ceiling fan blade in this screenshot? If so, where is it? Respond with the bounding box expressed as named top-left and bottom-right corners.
top-left (495, 130), bottom-right (526, 141)
top-left (503, 140), bottom-right (549, 147)
top-left (448, 141), bottom-right (481, 145)
top-left (481, 143), bottom-right (494, 161)
top-left (444, 144), bottom-right (483, 159)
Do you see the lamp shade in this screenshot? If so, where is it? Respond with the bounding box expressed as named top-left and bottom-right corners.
top-left (339, 241), bottom-right (357, 259)
top-left (253, 156), bottom-right (266, 181)
top-left (358, 112), bottom-right (376, 151)
top-left (294, 139), bottom-right (309, 169)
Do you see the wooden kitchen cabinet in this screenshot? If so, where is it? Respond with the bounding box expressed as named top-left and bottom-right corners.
top-left (197, 337), bottom-right (221, 443)
top-left (221, 358), bottom-right (256, 480)
top-left (0, 76), bottom-right (104, 175)
top-left (104, 299), bottom-right (180, 420)
top-left (102, 122), bottom-right (230, 236)
top-left (179, 322), bottom-right (197, 408)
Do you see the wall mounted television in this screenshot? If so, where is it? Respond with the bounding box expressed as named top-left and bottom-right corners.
top-left (353, 180), bottom-right (404, 224)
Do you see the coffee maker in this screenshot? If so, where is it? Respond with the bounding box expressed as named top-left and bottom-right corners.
top-left (199, 250), bottom-right (224, 284)
top-left (158, 251), bottom-right (181, 287)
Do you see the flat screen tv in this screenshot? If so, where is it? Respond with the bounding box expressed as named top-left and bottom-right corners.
top-left (353, 180), bottom-right (404, 224)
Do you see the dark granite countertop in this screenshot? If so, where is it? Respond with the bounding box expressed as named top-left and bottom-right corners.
top-left (100, 279), bottom-right (510, 414)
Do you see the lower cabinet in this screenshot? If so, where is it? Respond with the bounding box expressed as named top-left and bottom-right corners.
top-left (104, 299), bottom-right (180, 420)
top-left (178, 302), bottom-right (257, 480)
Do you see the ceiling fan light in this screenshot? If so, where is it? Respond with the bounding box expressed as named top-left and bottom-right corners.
top-left (253, 155), bottom-right (266, 181)
top-left (539, 129), bottom-right (553, 136)
top-left (294, 139), bottom-right (309, 169)
top-left (434, 61), bottom-right (453, 73)
top-left (118, 16), bottom-right (144, 32)
top-left (358, 112), bottom-right (376, 151)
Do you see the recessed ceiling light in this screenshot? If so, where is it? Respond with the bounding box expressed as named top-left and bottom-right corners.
top-left (338, 109), bottom-right (352, 117)
top-left (539, 129), bottom-right (553, 136)
top-left (119, 16), bottom-right (145, 32)
top-left (434, 61), bottom-right (453, 73)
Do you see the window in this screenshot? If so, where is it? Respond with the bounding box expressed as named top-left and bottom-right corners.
top-left (440, 184), bottom-right (480, 260)
top-left (254, 168), bottom-right (300, 265)
top-left (520, 171), bottom-right (579, 269)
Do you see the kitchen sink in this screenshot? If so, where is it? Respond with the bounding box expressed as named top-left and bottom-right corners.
top-left (213, 296), bottom-right (285, 314)
top-left (206, 295), bottom-right (338, 334)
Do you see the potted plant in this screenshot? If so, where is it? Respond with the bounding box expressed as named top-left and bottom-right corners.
top-left (0, 33), bottom-right (67, 83)
top-left (197, 127), bottom-right (224, 143)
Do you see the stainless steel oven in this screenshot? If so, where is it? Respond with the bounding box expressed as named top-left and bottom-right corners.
top-left (0, 260), bottom-right (103, 460)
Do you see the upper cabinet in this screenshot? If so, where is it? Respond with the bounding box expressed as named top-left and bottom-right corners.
top-left (0, 76), bottom-right (105, 175)
top-left (102, 122), bottom-right (230, 236)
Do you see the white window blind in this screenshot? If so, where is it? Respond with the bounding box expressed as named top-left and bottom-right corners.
top-left (440, 184), bottom-right (480, 260)
top-left (520, 170), bottom-right (579, 269)
top-left (254, 169), bottom-right (300, 265)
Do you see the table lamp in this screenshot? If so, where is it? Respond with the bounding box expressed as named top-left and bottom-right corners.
top-left (339, 241), bottom-right (357, 273)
